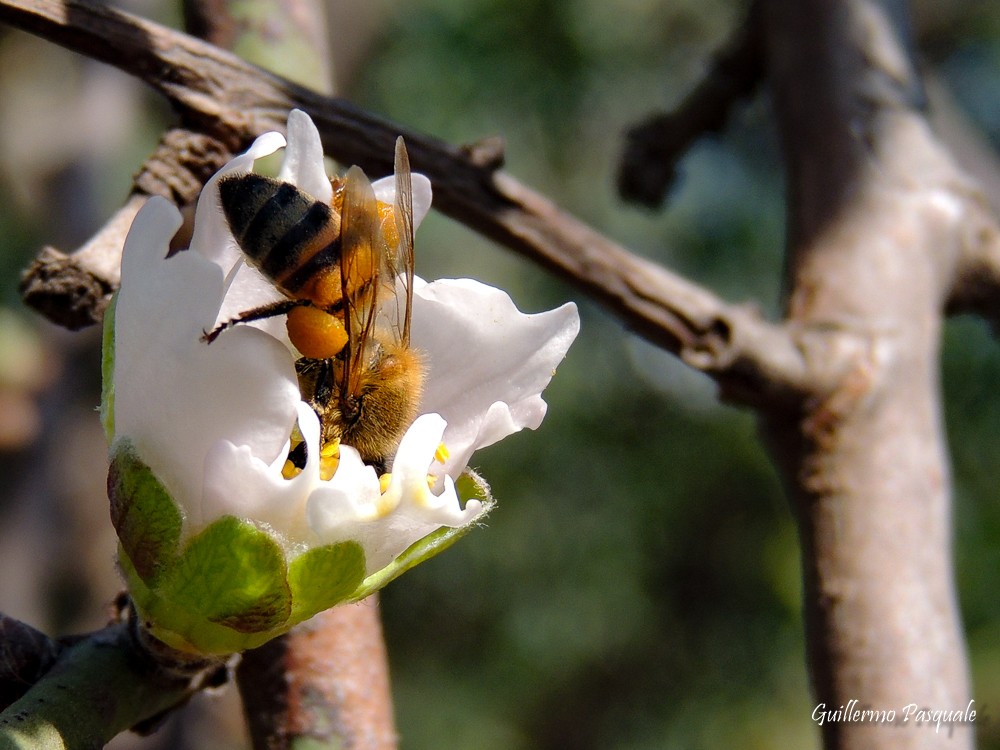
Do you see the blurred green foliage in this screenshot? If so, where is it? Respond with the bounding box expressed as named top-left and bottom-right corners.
top-left (2, 0), bottom-right (1000, 747)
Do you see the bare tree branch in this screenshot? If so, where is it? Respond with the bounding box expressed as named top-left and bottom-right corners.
top-left (762, 1), bottom-right (979, 746)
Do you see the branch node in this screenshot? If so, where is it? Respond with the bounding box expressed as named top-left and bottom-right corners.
top-left (19, 245), bottom-right (114, 330)
top-left (680, 315), bottom-right (735, 370)
top-left (133, 128), bottom-right (231, 205)
top-left (459, 135), bottom-right (506, 171)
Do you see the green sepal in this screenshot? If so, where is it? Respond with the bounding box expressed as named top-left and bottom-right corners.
top-left (122, 515), bottom-right (294, 655)
top-left (163, 516), bottom-right (291, 632)
top-left (288, 541), bottom-right (366, 621)
top-left (107, 447), bottom-right (369, 654)
top-left (108, 439), bottom-right (183, 585)
top-left (349, 470), bottom-right (494, 602)
top-left (100, 292), bottom-right (118, 441)
top-left (119, 545), bottom-right (284, 655)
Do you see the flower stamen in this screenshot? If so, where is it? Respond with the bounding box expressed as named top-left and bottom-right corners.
top-left (282, 459), bottom-right (302, 479)
top-left (434, 442), bottom-right (449, 464)
top-left (319, 440), bottom-right (340, 481)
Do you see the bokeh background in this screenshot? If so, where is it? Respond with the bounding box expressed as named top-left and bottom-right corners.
top-left (1, 0), bottom-right (999, 747)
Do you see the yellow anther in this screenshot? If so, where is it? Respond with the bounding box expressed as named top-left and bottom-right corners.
top-left (379, 473), bottom-right (392, 494)
top-left (282, 460), bottom-right (302, 479)
top-left (317, 440), bottom-right (341, 481)
top-left (434, 442), bottom-right (450, 464)
top-left (320, 455), bottom-right (339, 482)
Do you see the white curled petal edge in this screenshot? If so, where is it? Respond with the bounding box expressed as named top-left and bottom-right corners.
top-left (308, 413), bottom-right (483, 573)
top-left (278, 109), bottom-right (333, 203)
top-left (409, 277), bottom-right (580, 477)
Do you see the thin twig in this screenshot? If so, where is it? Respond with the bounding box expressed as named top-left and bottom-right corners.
top-left (617, 0), bottom-right (764, 208)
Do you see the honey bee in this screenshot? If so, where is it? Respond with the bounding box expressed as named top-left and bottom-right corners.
top-left (204, 138), bottom-right (424, 471)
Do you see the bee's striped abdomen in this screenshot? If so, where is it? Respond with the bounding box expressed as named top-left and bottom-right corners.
top-left (279, 238), bottom-right (344, 295)
top-left (218, 174), bottom-right (342, 295)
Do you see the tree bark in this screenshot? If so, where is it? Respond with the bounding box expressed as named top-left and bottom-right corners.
top-left (762, 1), bottom-right (973, 746)
top-left (238, 600), bottom-right (397, 750)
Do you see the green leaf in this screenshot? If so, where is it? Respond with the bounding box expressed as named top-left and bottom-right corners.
top-left (107, 439), bottom-right (183, 584)
top-left (349, 470), bottom-right (494, 601)
top-left (287, 541), bottom-right (366, 622)
top-left (162, 516), bottom-right (292, 633)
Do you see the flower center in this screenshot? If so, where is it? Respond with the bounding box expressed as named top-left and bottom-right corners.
top-left (281, 438), bottom-right (341, 481)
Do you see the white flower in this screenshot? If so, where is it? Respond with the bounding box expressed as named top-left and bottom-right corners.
top-left (108, 110), bottom-right (579, 582)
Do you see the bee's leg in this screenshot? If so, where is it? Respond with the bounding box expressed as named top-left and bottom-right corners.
top-left (201, 299), bottom-right (312, 343)
top-left (312, 358), bottom-right (335, 406)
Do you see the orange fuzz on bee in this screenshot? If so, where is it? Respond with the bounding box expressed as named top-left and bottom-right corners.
top-left (206, 137), bottom-right (424, 471)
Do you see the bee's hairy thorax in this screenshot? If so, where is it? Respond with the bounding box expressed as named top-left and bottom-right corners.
top-left (295, 341), bottom-right (424, 470)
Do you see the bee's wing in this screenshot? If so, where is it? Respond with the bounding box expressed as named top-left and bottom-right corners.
top-left (392, 137), bottom-right (416, 345)
top-left (339, 165), bottom-right (383, 398)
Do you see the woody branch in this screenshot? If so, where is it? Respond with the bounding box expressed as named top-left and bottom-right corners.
top-left (754, 1), bottom-right (982, 747)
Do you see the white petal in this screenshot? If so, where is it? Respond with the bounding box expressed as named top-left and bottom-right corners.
top-left (114, 196), bottom-right (300, 509)
top-left (212, 262), bottom-right (290, 345)
top-left (278, 109), bottom-right (332, 203)
top-left (198, 402), bottom-right (318, 539)
top-left (306, 447), bottom-right (382, 535)
top-left (410, 279), bottom-right (580, 476)
top-left (410, 175), bottom-right (433, 229)
top-left (185, 130), bottom-right (291, 341)
top-left (190, 131), bottom-right (286, 271)
top-left (199, 440), bottom-right (309, 539)
top-left (387, 414), bottom-right (482, 523)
